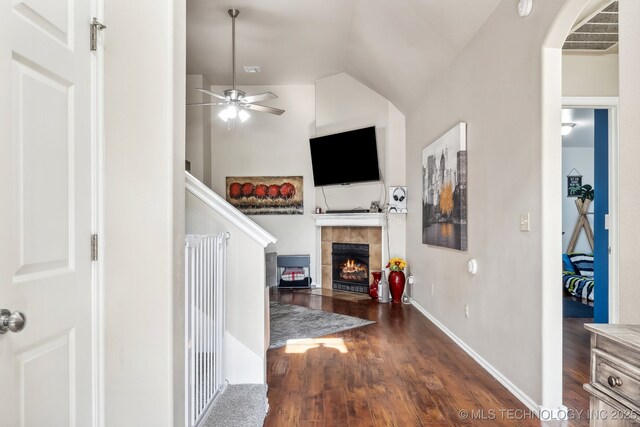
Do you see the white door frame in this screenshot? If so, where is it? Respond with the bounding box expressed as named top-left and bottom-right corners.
top-left (91, 0), bottom-right (106, 424)
top-left (562, 96), bottom-right (619, 324)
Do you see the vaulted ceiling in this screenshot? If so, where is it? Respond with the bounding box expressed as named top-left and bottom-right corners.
top-left (186, 0), bottom-right (502, 113)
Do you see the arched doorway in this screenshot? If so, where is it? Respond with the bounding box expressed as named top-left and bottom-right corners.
top-left (540, 0), bottom-right (619, 417)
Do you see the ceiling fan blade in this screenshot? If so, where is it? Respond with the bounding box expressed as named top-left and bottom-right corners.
top-left (241, 92), bottom-right (277, 104)
top-left (186, 102), bottom-right (227, 107)
top-left (196, 88), bottom-right (227, 101)
top-left (244, 103), bottom-right (285, 116)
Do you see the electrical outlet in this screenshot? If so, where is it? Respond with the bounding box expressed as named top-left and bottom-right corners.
top-left (464, 304), bottom-right (470, 319)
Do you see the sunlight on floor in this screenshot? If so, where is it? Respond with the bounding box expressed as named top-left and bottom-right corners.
top-left (284, 337), bottom-right (348, 354)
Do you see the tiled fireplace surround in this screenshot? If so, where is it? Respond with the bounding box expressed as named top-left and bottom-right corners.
top-left (321, 226), bottom-right (383, 289)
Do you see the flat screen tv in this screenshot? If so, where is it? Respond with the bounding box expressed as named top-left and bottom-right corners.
top-left (309, 126), bottom-right (380, 187)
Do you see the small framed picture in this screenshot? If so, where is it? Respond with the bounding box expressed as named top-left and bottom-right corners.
top-left (567, 175), bottom-right (582, 197)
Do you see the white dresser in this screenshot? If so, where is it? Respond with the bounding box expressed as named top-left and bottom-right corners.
top-left (584, 324), bottom-right (640, 426)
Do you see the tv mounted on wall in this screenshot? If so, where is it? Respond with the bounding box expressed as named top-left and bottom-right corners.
top-left (309, 126), bottom-right (380, 187)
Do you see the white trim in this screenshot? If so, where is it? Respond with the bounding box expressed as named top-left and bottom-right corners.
top-left (90, 0), bottom-right (105, 424)
top-left (562, 96), bottom-right (620, 323)
top-left (185, 172), bottom-right (276, 248)
top-left (311, 213), bottom-right (385, 227)
top-left (562, 96), bottom-right (619, 107)
top-left (410, 299), bottom-right (567, 420)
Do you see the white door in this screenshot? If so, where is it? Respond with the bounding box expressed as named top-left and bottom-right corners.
top-left (0, 0), bottom-right (98, 425)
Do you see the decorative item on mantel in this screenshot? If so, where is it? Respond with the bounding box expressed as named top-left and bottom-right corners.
top-left (386, 257), bottom-right (407, 303)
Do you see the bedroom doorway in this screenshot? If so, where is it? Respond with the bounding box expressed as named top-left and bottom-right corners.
top-left (562, 100), bottom-right (619, 325)
top-left (562, 108), bottom-right (598, 322)
top-left (560, 99), bottom-right (618, 421)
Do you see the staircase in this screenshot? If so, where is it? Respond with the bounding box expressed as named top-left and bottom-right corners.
top-left (185, 172), bottom-right (276, 426)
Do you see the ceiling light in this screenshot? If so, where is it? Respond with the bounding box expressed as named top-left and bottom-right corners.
top-left (561, 123), bottom-right (576, 136)
top-left (218, 105), bottom-right (238, 122)
top-left (238, 109), bottom-right (250, 122)
top-left (243, 65), bottom-right (261, 73)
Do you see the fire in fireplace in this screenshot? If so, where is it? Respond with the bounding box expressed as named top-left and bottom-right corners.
top-left (332, 243), bottom-right (369, 293)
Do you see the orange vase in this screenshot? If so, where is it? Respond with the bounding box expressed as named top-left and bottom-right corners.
top-left (388, 271), bottom-right (405, 303)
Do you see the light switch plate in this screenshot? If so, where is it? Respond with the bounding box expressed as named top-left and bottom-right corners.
top-left (520, 213), bottom-right (530, 232)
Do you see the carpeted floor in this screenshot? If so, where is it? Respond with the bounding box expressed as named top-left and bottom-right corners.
top-left (563, 296), bottom-right (594, 318)
top-left (269, 301), bottom-right (375, 349)
top-left (202, 384), bottom-right (268, 427)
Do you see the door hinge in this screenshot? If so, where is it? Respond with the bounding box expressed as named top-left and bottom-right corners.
top-left (91, 234), bottom-right (99, 261)
top-left (90, 18), bottom-right (106, 51)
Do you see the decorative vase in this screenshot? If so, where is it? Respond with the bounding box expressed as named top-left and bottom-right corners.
top-left (378, 271), bottom-right (390, 303)
top-left (388, 271), bottom-right (406, 303)
top-left (369, 271), bottom-right (381, 300)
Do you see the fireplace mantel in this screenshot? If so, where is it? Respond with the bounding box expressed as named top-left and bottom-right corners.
top-left (311, 213), bottom-right (385, 227)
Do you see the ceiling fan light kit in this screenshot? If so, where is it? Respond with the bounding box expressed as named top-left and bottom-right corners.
top-left (187, 8), bottom-right (285, 127)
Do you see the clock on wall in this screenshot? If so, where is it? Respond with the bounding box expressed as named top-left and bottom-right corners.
top-left (518, 0), bottom-right (533, 17)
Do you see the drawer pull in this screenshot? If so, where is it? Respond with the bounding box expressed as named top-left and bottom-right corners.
top-left (607, 376), bottom-right (623, 387)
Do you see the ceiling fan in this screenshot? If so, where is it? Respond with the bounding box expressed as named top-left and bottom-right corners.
top-left (187, 9), bottom-right (285, 123)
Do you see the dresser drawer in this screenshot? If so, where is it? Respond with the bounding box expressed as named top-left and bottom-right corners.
top-left (594, 349), bottom-right (640, 406)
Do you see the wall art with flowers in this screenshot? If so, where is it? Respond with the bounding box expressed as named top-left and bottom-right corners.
top-left (226, 176), bottom-right (303, 215)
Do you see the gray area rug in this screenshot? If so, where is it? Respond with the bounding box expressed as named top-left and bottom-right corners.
top-left (269, 301), bottom-right (375, 349)
top-left (203, 384), bottom-right (268, 427)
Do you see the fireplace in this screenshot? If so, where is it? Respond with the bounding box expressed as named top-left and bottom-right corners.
top-left (332, 243), bottom-right (369, 293)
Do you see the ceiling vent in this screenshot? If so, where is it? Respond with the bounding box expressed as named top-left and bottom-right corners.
top-left (563, 0), bottom-right (618, 52)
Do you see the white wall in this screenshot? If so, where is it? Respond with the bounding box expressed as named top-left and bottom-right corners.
top-left (186, 191), bottom-right (267, 383)
top-left (104, 0), bottom-right (184, 425)
top-left (315, 73), bottom-right (407, 260)
top-left (315, 73), bottom-right (389, 211)
top-left (207, 77), bottom-right (407, 288)
top-left (186, 75), bottom-right (212, 186)
top-left (562, 53), bottom-right (619, 97)
top-left (405, 0), bottom-right (569, 410)
top-left (562, 147), bottom-right (594, 253)
top-left (172, 1), bottom-right (187, 425)
top-left (618, 0), bottom-right (640, 324)
top-left (209, 85), bottom-right (318, 283)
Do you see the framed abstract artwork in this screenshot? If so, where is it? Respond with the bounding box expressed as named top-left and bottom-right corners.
top-left (422, 123), bottom-right (467, 251)
top-left (226, 176), bottom-right (303, 215)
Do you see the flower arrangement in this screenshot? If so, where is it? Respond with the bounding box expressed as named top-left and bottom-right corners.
top-left (386, 257), bottom-right (407, 272)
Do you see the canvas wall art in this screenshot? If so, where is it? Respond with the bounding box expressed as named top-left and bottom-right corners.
top-left (226, 176), bottom-right (303, 215)
top-left (422, 123), bottom-right (467, 250)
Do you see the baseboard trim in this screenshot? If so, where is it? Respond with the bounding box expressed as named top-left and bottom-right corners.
top-left (410, 299), bottom-right (561, 418)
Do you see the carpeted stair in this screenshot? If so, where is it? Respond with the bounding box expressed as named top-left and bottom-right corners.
top-left (202, 384), bottom-right (268, 427)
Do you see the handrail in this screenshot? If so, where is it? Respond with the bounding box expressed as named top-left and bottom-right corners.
top-left (185, 172), bottom-right (277, 248)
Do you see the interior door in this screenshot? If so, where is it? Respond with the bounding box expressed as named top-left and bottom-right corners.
top-left (0, 0), bottom-right (96, 425)
top-left (593, 108), bottom-right (609, 323)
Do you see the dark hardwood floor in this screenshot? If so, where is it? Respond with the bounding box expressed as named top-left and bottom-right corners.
top-left (265, 289), bottom-right (592, 426)
top-left (562, 317), bottom-right (592, 427)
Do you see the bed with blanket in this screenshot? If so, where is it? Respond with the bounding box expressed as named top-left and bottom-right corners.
top-left (562, 253), bottom-right (594, 301)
